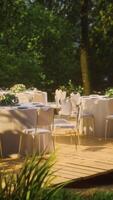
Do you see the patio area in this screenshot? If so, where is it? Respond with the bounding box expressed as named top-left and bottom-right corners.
top-left (1, 134), bottom-right (113, 186)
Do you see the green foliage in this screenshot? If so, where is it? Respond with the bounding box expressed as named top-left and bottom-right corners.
top-left (1, 0), bottom-right (113, 94)
top-left (89, 1), bottom-right (113, 90)
top-left (59, 80), bottom-right (83, 96)
top-left (75, 85), bottom-right (84, 95)
top-left (105, 88), bottom-right (113, 97)
top-left (0, 0), bottom-right (80, 93)
top-left (87, 191), bottom-right (113, 200)
top-left (0, 93), bottom-right (18, 106)
top-left (10, 84), bottom-right (26, 93)
top-left (51, 189), bottom-right (83, 200)
top-left (0, 154), bottom-right (63, 200)
top-left (52, 191), bottom-right (113, 200)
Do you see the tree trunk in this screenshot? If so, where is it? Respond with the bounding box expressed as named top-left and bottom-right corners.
top-left (80, 0), bottom-right (91, 95)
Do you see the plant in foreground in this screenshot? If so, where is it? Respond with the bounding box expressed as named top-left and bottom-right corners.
top-left (0, 154), bottom-right (64, 200)
top-left (0, 154), bottom-right (112, 200)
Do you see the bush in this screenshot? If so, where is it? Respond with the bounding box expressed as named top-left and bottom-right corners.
top-left (0, 154), bottom-right (65, 200)
top-left (59, 80), bottom-right (83, 96)
top-left (0, 93), bottom-right (18, 106)
top-left (10, 84), bottom-right (26, 93)
top-left (51, 189), bottom-right (83, 200)
top-left (105, 88), bottom-right (113, 97)
top-left (87, 191), bottom-right (113, 200)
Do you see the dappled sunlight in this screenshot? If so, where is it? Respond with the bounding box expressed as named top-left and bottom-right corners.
top-left (0, 156), bottom-right (24, 173)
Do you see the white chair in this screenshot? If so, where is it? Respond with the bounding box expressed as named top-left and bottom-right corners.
top-left (16, 93), bottom-right (30, 103)
top-left (60, 91), bottom-right (66, 104)
top-left (78, 101), bottom-right (95, 136)
top-left (23, 107), bottom-right (55, 155)
top-left (70, 93), bottom-right (81, 117)
top-left (105, 115), bottom-right (113, 140)
top-left (59, 98), bottom-right (72, 117)
top-left (32, 91), bottom-right (47, 105)
top-left (53, 118), bottom-right (80, 149)
top-left (55, 89), bottom-right (62, 107)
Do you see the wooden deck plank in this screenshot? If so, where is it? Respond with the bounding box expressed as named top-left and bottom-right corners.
top-left (52, 137), bottom-right (113, 184)
top-left (0, 135), bottom-right (113, 185)
top-left (54, 163), bottom-right (105, 173)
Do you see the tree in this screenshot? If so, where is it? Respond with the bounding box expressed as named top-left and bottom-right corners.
top-left (39, 0), bottom-right (91, 94)
top-left (80, 0), bottom-right (91, 95)
top-left (0, 0), bottom-right (79, 93)
top-left (89, 0), bottom-right (113, 91)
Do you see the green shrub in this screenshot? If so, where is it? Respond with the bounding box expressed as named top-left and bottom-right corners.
top-left (0, 93), bottom-right (18, 106)
top-left (52, 190), bottom-right (113, 200)
top-left (51, 189), bottom-right (83, 200)
top-left (59, 80), bottom-right (83, 96)
top-left (88, 191), bottom-right (113, 200)
top-left (0, 154), bottom-right (63, 200)
top-left (105, 88), bottom-right (113, 97)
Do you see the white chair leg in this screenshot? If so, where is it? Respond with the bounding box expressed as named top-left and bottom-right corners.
top-left (46, 133), bottom-right (55, 153)
top-left (38, 134), bottom-right (40, 155)
top-left (43, 134), bottom-right (46, 155)
top-left (51, 134), bottom-right (55, 152)
top-left (0, 137), bottom-right (2, 157)
top-left (53, 129), bottom-right (57, 149)
top-left (105, 119), bottom-right (109, 140)
top-left (79, 118), bottom-right (83, 135)
top-left (92, 117), bottom-right (95, 136)
top-left (70, 131), bottom-right (73, 145)
top-left (89, 117), bottom-right (95, 136)
top-left (18, 134), bottom-right (22, 155)
top-left (85, 117), bottom-right (90, 135)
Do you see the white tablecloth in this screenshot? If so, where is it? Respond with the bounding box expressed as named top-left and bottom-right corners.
top-left (16, 91), bottom-right (48, 104)
top-left (81, 97), bottom-right (113, 137)
top-left (0, 106), bottom-right (53, 157)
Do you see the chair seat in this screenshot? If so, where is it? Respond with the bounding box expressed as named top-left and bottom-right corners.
top-left (54, 123), bottom-right (75, 129)
top-left (71, 112), bottom-right (78, 118)
top-left (23, 128), bottom-right (51, 134)
top-left (53, 118), bottom-right (79, 148)
top-left (80, 112), bottom-right (93, 118)
top-left (78, 112), bottom-right (95, 136)
top-left (106, 115), bottom-right (113, 120)
top-left (54, 118), bottom-right (76, 129)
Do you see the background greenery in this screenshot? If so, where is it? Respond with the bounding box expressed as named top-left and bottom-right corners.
top-left (0, 0), bottom-right (113, 96)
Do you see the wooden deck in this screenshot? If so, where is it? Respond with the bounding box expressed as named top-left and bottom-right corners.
top-left (53, 135), bottom-right (113, 184)
top-left (1, 135), bottom-right (113, 185)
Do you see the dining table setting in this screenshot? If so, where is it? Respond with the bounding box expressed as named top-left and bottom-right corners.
top-left (80, 95), bottom-right (113, 137)
top-left (0, 87), bottom-right (55, 157)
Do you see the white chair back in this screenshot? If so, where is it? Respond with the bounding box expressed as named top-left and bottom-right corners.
top-left (16, 93), bottom-right (30, 103)
top-left (60, 91), bottom-right (66, 104)
top-left (55, 89), bottom-right (62, 107)
top-left (37, 107), bottom-right (54, 130)
top-left (70, 93), bottom-right (81, 113)
top-left (59, 98), bottom-right (72, 116)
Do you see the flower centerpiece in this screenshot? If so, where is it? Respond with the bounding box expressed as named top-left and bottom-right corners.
top-left (0, 93), bottom-right (18, 106)
top-left (105, 88), bottom-right (113, 97)
top-left (10, 84), bottom-right (26, 93)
